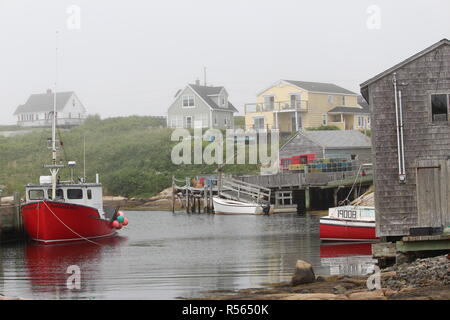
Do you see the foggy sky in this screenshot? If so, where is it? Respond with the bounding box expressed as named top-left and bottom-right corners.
top-left (1, 0), bottom-right (449, 124)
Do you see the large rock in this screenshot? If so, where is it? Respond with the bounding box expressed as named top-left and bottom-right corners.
top-left (291, 260), bottom-right (316, 286)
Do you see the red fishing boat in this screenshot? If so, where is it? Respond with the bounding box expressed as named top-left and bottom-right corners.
top-left (320, 205), bottom-right (378, 241)
top-left (21, 43), bottom-right (127, 243)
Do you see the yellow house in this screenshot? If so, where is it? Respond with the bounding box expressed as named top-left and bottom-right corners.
top-left (244, 80), bottom-right (370, 132)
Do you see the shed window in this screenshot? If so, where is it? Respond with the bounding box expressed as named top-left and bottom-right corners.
top-left (29, 190), bottom-right (44, 200)
top-left (431, 94), bottom-right (449, 122)
top-left (67, 189), bottom-right (83, 199)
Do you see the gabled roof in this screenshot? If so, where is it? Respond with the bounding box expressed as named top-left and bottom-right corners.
top-left (14, 91), bottom-right (74, 115)
top-left (282, 80), bottom-right (358, 95)
top-left (328, 106), bottom-right (369, 114)
top-left (282, 130), bottom-right (371, 151)
top-left (188, 84), bottom-right (238, 112)
top-left (360, 38), bottom-right (450, 89)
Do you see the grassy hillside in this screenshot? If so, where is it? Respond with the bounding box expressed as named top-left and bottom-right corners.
top-left (0, 116), bottom-right (258, 198)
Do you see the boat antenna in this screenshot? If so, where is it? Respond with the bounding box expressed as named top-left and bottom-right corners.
top-left (83, 134), bottom-right (86, 182)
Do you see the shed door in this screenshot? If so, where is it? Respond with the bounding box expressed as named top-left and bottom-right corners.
top-left (416, 166), bottom-right (443, 228)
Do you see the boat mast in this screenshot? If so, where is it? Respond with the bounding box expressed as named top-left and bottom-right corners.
top-left (47, 31), bottom-right (63, 199)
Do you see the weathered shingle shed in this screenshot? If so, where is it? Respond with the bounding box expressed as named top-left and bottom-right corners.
top-left (280, 130), bottom-right (372, 163)
top-left (360, 38), bottom-right (450, 238)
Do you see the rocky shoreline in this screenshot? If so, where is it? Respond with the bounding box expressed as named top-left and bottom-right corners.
top-left (194, 254), bottom-right (450, 300)
top-left (103, 187), bottom-right (182, 211)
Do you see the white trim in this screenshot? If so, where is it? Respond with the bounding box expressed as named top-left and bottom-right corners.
top-left (187, 84), bottom-right (215, 111)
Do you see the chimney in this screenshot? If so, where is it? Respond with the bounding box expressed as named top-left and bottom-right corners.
top-left (195, 79), bottom-right (200, 86)
top-left (46, 89), bottom-right (52, 94)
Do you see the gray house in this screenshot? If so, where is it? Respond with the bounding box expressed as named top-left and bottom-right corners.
top-left (14, 90), bottom-right (87, 128)
top-left (361, 38), bottom-right (450, 239)
top-left (167, 81), bottom-right (238, 129)
top-left (280, 130), bottom-right (372, 163)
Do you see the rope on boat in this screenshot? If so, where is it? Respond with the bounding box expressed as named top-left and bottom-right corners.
top-left (42, 201), bottom-right (102, 246)
top-left (339, 165), bottom-right (363, 207)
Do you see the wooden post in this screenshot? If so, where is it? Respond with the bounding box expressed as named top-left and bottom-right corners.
top-left (203, 187), bottom-right (207, 213)
top-left (305, 187), bottom-right (311, 210)
top-left (172, 176), bottom-right (176, 213)
top-left (185, 177), bottom-right (190, 214)
top-left (209, 184), bottom-right (213, 213)
top-left (334, 188), bottom-right (338, 207)
top-left (197, 197), bottom-right (201, 214)
top-left (13, 192), bottom-right (22, 234)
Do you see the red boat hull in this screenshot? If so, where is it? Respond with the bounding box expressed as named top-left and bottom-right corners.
top-left (320, 219), bottom-right (379, 241)
top-left (21, 201), bottom-right (116, 244)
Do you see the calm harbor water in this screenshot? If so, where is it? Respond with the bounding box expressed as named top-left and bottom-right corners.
top-left (0, 211), bottom-right (376, 300)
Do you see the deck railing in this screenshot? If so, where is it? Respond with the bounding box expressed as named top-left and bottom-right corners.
top-left (244, 100), bottom-right (308, 114)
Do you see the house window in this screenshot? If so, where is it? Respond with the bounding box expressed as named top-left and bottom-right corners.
top-left (431, 94), bottom-right (449, 122)
top-left (264, 96), bottom-right (274, 111)
top-left (322, 114), bottom-right (328, 125)
top-left (342, 96), bottom-right (346, 105)
top-left (182, 95), bottom-right (195, 108)
top-left (328, 95), bottom-right (334, 104)
top-left (358, 116), bottom-right (364, 127)
top-left (221, 97), bottom-right (226, 107)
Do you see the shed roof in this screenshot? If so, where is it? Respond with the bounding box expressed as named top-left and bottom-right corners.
top-left (360, 38), bottom-right (450, 89)
top-left (14, 91), bottom-right (74, 115)
top-left (283, 130), bottom-right (372, 150)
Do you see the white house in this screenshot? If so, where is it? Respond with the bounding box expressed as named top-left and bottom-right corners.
top-left (14, 90), bottom-right (87, 127)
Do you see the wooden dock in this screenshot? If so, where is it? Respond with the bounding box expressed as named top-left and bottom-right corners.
top-left (0, 193), bottom-right (25, 243)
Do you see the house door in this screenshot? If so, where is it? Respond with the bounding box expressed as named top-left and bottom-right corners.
top-left (185, 116), bottom-right (192, 129)
top-left (416, 163), bottom-right (443, 228)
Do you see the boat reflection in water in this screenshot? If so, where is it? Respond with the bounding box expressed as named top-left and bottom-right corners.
top-left (320, 242), bottom-right (377, 276)
top-left (24, 236), bottom-right (127, 297)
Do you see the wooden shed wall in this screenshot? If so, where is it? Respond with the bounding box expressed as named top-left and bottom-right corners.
top-left (367, 44), bottom-right (450, 237)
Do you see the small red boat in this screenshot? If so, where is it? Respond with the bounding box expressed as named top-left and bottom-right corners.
top-left (21, 81), bottom-right (127, 244)
top-left (22, 188), bottom-right (120, 244)
top-left (320, 205), bottom-right (378, 241)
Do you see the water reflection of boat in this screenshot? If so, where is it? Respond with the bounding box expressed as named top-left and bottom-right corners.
top-left (320, 242), bottom-right (372, 257)
top-left (320, 242), bottom-right (376, 276)
top-left (24, 236), bottom-right (127, 293)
